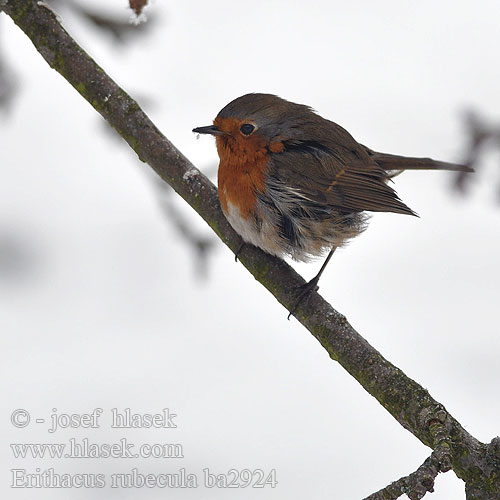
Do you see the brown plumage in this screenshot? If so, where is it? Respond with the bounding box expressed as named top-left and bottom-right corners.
top-left (194, 93), bottom-right (471, 259)
top-left (193, 93), bottom-right (472, 313)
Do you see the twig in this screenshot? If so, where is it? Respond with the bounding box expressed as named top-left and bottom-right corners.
top-left (0, 30), bottom-right (17, 112)
top-left (364, 426), bottom-right (452, 500)
top-left (151, 176), bottom-right (216, 279)
top-left (455, 110), bottom-right (500, 198)
top-left (49, 0), bottom-right (153, 42)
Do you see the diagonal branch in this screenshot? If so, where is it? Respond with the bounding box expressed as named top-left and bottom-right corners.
top-left (2, 1), bottom-right (499, 497)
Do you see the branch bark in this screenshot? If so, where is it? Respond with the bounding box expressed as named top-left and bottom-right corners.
top-left (364, 441), bottom-right (452, 500)
top-left (2, 1), bottom-right (499, 498)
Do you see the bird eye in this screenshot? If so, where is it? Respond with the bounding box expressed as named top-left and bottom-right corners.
top-left (240, 123), bottom-right (255, 136)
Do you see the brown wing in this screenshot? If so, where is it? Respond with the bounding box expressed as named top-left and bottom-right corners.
top-left (268, 139), bottom-right (416, 216)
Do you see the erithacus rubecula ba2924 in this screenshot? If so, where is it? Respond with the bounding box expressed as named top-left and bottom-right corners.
top-left (193, 93), bottom-right (472, 315)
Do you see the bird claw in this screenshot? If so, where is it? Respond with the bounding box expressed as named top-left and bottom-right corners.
top-left (287, 278), bottom-right (320, 320)
top-left (234, 241), bottom-right (246, 262)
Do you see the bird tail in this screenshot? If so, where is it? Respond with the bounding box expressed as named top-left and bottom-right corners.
top-left (366, 149), bottom-right (473, 173)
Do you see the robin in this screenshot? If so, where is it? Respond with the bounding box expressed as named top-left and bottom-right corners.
top-left (193, 93), bottom-right (472, 315)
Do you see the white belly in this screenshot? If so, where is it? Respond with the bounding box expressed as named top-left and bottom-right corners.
top-left (224, 200), bottom-right (283, 257)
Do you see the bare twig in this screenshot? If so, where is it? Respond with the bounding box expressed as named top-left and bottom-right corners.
top-left (2, 2), bottom-right (500, 498)
top-left (0, 32), bottom-right (17, 113)
top-left (151, 176), bottom-right (216, 279)
top-left (364, 423), bottom-right (453, 500)
top-left (49, 0), bottom-right (154, 43)
top-left (455, 110), bottom-right (500, 199)
top-left (364, 450), bottom-right (443, 500)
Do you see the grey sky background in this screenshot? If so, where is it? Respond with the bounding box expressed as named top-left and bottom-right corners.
top-left (1, 1), bottom-right (499, 499)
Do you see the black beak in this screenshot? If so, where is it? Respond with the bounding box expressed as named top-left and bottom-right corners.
top-left (192, 125), bottom-right (224, 136)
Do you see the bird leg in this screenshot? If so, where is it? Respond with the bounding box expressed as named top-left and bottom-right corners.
top-left (234, 241), bottom-right (246, 262)
top-left (288, 246), bottom-right (337, 320)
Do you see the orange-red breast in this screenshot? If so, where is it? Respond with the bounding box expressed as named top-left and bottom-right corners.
top-left (193, 93), bottom-right (472, 306)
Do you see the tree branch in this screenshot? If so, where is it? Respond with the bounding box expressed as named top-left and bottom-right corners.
top-left (2, 1), bottom-right (499, 497)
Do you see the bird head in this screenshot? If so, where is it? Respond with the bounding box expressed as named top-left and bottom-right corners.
top-left (193, 93), bottom-right (319, 158)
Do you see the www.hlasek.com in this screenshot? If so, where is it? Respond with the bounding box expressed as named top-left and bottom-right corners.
top-left (11, 438), bottom-right (183, 459)
top-left (11, 468), bottom-right (278, 489)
